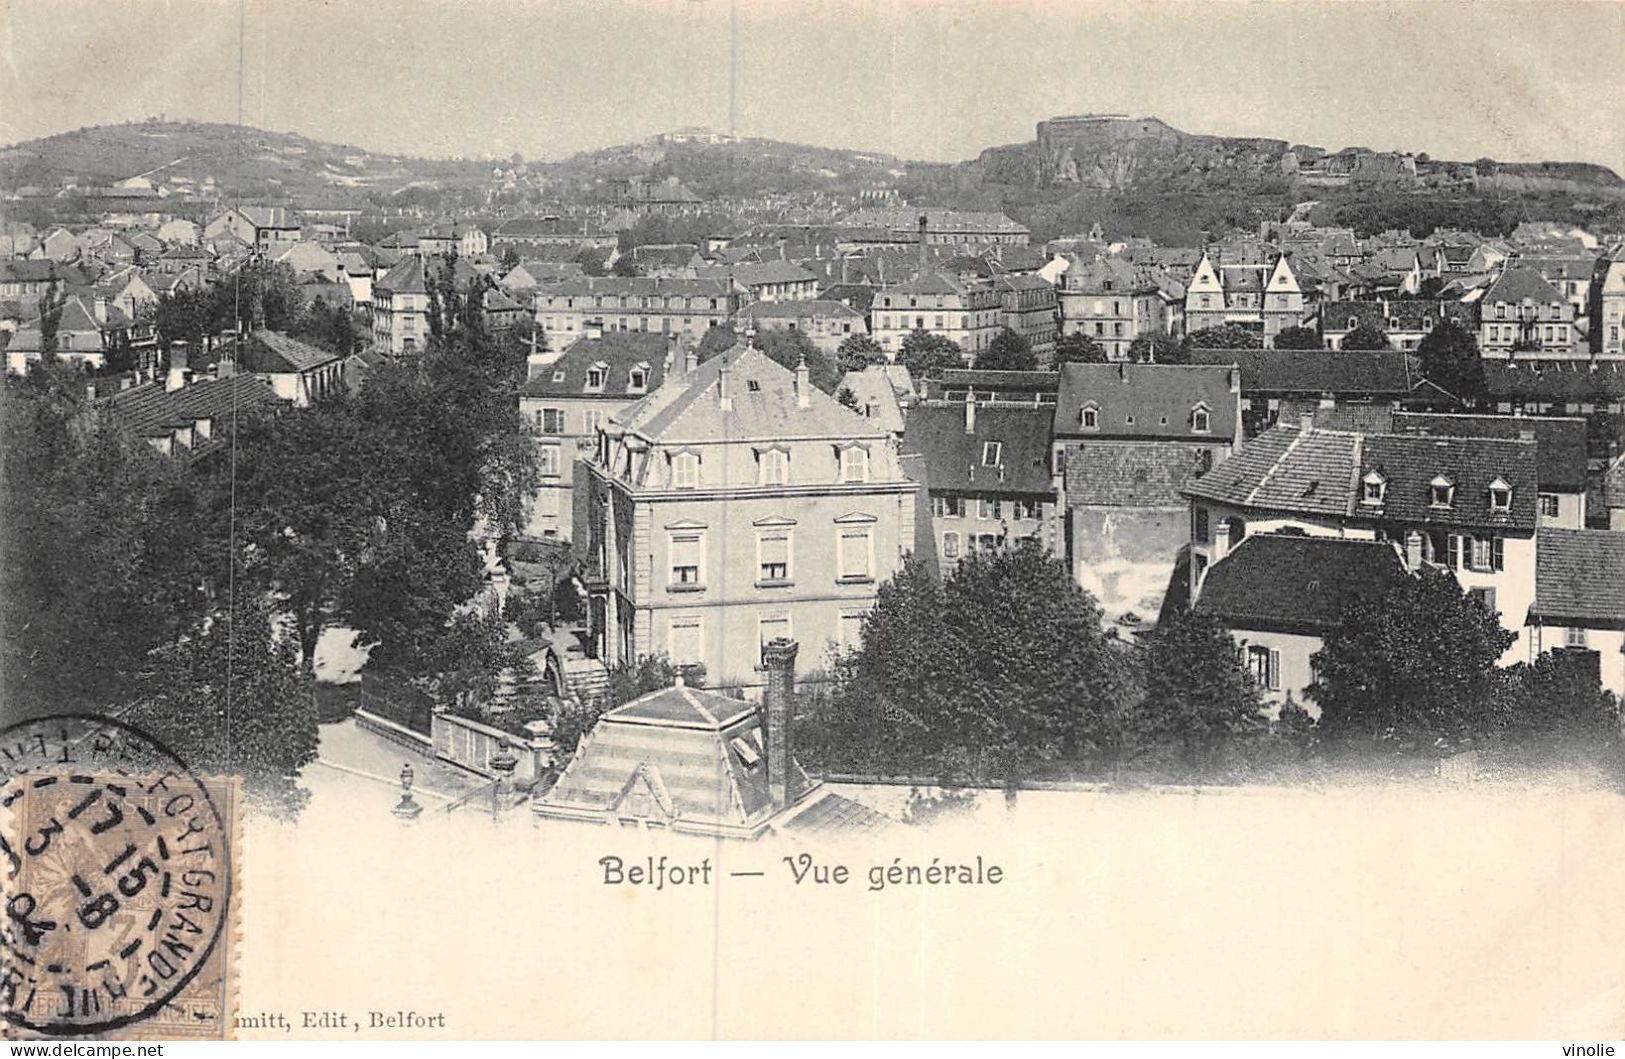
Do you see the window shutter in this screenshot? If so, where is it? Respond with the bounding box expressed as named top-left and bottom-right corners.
top-left (1492, 537), bottom-right (1504, 572)
top-left (1268, 649), bottom-right (1281, 691)
top-left (1448, 535), bottom-right (1461, 569)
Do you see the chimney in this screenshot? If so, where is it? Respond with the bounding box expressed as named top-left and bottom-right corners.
top-left (1404, 529), bottom-right (1423, 570)
top-left (794, 353), bottom-right (811, 409)
top-left (918, 214), bottom-right (929, 276)
top-left (964, 388), bottom-right (977, 434)
top-left (685, 347), bottom-right (698, 374)
top-left (93, 296), bottom-right (108, 324)
top-left (1213, 518), bottom-right (1232, 561)
top-left (166, 346), bottom-right (189, 392)
top-left (585, 320), bottom-right (603, 339)
top-left (717, 358), bottom-right (733, 411)
top-left (1298, 411), bottom-right (1315, 432)
top-left (757, 637), bottom-right (800, 811)
top-left (216, 352), bottom-right (236, 379)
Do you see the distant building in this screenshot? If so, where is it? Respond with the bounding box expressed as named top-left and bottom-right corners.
top-left (1525, 528), bottom-right (1625, 696)
top-left (1186, 348), bottom-right (1424, 437)
top-left (1589, 246), bottom-right (1625, 359)
top-left (994, 273), bottom-right (1059, 361)
top-left (871, 272), bottom-right (1002, 363)
top-left (203, 206), bottom-right (301, 250)
top-left (532, 277), bottom-right (739, 354)
top-left (1184, 252), bottom-right (1306, 346)
top-left (239, 330), bottom-right (344, 407)
top-left (575, 344), bottom-right (917, 689)
top-left (1478, 267), bottom-right (1577, 359)
top-left (1056, 256), bottom-right (1164, 360)
top-left (1319, 299), bottom-right (1476, 351)
top-left (734, 299), bottom-right (867, 355)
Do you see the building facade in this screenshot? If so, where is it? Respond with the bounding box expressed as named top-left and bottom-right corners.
top-left (870, 272), bottom-right (1002, 363)
top-left (533, 277), bottom-right (739, 353)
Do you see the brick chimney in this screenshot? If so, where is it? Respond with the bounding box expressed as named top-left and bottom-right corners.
top-left (1404, 529), bottom-right (1424, 569)
top-left (717, 358), bottom-right (733, 411)
top-left (917, 214), bottom-right (929, 276)
top-left (757, 637), bottom-right (800, 811)
top-left (964, 388), bottom-right (977, 434)
top-left (93, 296), bottom-right (109, 324)
top-left (1213, 518), bottom-right (1232, 561)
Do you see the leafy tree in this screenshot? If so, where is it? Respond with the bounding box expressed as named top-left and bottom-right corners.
top-left (1135, 608), bottom-right (1266, 770)
top-left (1342, 324), bottom-right (1391, 351)
top-left (1128, 331), bottom-right (1184, 364)
top-left (1309, 566), bottom-right (1516, 752)
top-left (610, 254), bottom-right (642, 278)
top-left (1502, 652), bottom-right (1620, 754)
top-left (291, 296), bottom-right (360, 357)
top-left (897, 328), bottom-right (963, 379)
top-left (752, 328), bottom-right (840, 393)
top-left (213, 260), bottom-right (300, 334)
top-left (1183, 325), bottom-right (1262, 352)
top-left (1273, 325), bottom-right (1322, 350)
top-left (35, 281), bottom-right (66, 360)
top-left (154, 286), bottom-right (215, 354)
top-left (819, 542), bottom-right (1129, 783)
top-left (575, 247), bottom-right (610, 277)
top-left (835, 332), bottom-right (886, 374)
top-left (1510, 337), bottom-right (1543, 354)
top-left (1416, 320), bottom-right (1486, 398)
top-left (977, 327), bottom-right (1037, 371)
top-left (696, 323), bottom-right (741, 362)
top-left (500, 246), bottom-right (521, 271)
top-left (125, 594), bottom-right (318, 818)
top-left (1054, 331), bottom-right (1107, 364)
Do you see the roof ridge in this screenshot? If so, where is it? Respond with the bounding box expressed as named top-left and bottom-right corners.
top-left (1246, 426), bottom-right (1310, 507)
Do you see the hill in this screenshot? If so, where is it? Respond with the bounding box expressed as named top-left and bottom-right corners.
top-left (0, 120), bottom-right (490, 201)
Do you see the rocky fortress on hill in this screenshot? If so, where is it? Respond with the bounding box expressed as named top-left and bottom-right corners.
top-left (975, 113), bottom-right (1624, 196)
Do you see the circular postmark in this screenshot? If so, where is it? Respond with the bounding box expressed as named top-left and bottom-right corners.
top-left (0, 714), bottom-right (232, 1037)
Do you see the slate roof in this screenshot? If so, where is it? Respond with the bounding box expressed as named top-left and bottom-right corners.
top-left (536, 680), bottom-right (815, 834)
top-left (838, 364), bottom-right (912, 435)
top-left (1390, 412), bottom-right (1588, 493)
top-left (541, 276), bottom-right (732, 299)
top-left (1195, 533), bottom-right (1408, 635)
top-left (1063, 441), bottom-right (1212, 507)
top-left (375, 254), bottom-right (426, 295)
top-left (615, 343), bottom-right (885, 444)
top-left (900, 403), bottom-right (1054, 495)
top-left (733, 260), bottom-right (818, 287)
top-left (931, 368), bottom-right (1059, 396)
top-left (736, 299), bottom-right (864, 322)
top-left (518, 332), bottom-right (669, 399)
top-left (1187, 347), bottom-right (1417, 397)
top-left (1482, 267), bottom-right (1565, 305)
top-left (1482, 361), bottom-right (1625, 401)
top-left (1054, 362), bottom-right (1238, 440)
top-left (243, 330), bottom-right (338, 374)
top-left (1185, 422), bottom-right (1540, 530)
top-left (1529, 529), bottom-right (1625, 628)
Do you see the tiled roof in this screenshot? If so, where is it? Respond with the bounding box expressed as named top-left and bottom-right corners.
top-left (102, 375), bottom-right (282, 460)
top-left (541, 276), bottom-right (732, 299)
top-left (518, 332), bottom-right (669, 399)
top-left (877, 271), bottom-right (977, 297)
top-left (900, 403), bottom-right (1054, 495)
top-left (1184, 425), bottom-right (1357, 516)
top-left (838, 365), bottom-right (911, 435)
top-left (244, 329), bottom-right (338, 374)
top-left (615, 343), bottom-right (885, 444)
top-left (1195, 533), bottom-right (1408, 635)
top-left (1608, 454), bottom-right (1625, 510)
top-left (736, 299), bottom-right (863, 322)
top-left (1482, 267), bottom-right (1565, 305)
top-left (1482, 361), bottom-right (1625, 401)
top-left (1530, 529), bottom-right (1625, 627)
top-left (375, 254), bottom-right (426, 294)
top-left (1187, 348), bottom-right (1416, 397)
top-left (1054, 362), bottom-right (1238, 441)
top-left (606, 682), bottom-right (756, 728)
top-left (732, 260), bottom-right (817, 287)
top-left (779, 791), bottom-right (894, 835)
top-left (1391, 412), bottom-right (1588, 493)
top-left (933, 368), bottom-right (1059, 394)
top-left (1063, 441), bottom-right (1211, 507)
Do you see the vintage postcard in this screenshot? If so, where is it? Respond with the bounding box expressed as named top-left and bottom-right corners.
top-left (2, 0), bottom-right (1624, 1043)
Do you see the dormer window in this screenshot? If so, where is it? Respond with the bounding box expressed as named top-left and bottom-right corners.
top-left (1191, 403), bottom-right (1211, 434)
top-left (1361, 470), bottom-right (1387, 505)
top-left (1487, 477), bottom-right (1512, 512)
top-left (585, 362), bottom-right (607, 391)
top-left (758, 447), bottom-right (789, 486)
top-left (1430, 475), bottom-right (1455, 508)
top-left (628, 365), bottom-right (649, 392)
top-left (982, 441), bottom-right (1002, 466)
top-left (839, 444), bottom-right (869, 483)
top-left (1347, 316), bottom-right (1358, 330)
top-left (1081, 404), bottom-right (1099, 430)
top-left (671, 452), bottom-right (700, 489)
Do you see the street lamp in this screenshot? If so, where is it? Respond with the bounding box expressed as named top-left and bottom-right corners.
top-left (393, 762), bottom-right (422, 820)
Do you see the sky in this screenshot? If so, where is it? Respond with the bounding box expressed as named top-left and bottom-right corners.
top-left (3, 0), bottom-right (1623, 173)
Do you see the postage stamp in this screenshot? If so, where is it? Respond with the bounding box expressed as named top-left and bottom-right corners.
top-left (0, 714), bottom-right (238, 1040)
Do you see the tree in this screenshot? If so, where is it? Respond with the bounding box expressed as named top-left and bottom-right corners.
top-left (1342, 324), bottom-right (1391, 350)
top-left (35, 281), bottom-right (66, 360)
top-left (696, 323), bottom-right (740, 362)
top-left (1502, 652), bottom-right (1620, 754)
top-left (1183, 325), bottom-right (1262, 352)
top-left (977, 327), bottom-right (1037, 371)
top-left (499, 246), bottom-right (521, 271)
top-left (897, 328), bottom-right (963, 379)
top-left (1415, 320), bottom-right (1486, 398)
top-left (1128, 331), bottom-right (1184, 364)
top-left (610, 254), bottom-right (642, 278)
top-left (291, 296), bottom-right (360, 357)
top-left (1309, 566), bottom-right (1516, 752)
top-left (835, 333), bottom-right (886, 374)
top-left (154, 286), bottom-right (215, 354)
top-left (1273, 325), bottom-right (1322, 350)
top-left (124, 594), bottom-right (318, 818)
top-left (819, 542), bottom-right (1129, 782)
top-left (1054, 331), bottom-right (1107, 365)
top-left (752, 328), bottom-right (841, 393)
top-left (1134, 609), bottom-right (1266, 771)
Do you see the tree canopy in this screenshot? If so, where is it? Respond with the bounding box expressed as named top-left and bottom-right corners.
top-left (976, 327), bottom-right (1038, 372)
top-left (1273, 325), bottom-right (1322, 350)
top-left (1342, 324), bottom-right (1392, 351)
top-left (1417, 321), bottom-right (1486, 398)
top-left (1054, 331), bottom-right (1107, 365)
top-left (1183, 325), bottom-right (1262, 352)
top-left (1129, 331), bottom-right (1185, 364)
top-left (835, 332), bottom-right (887, 374)
top-left (897, 328), bottom-right (963, 379)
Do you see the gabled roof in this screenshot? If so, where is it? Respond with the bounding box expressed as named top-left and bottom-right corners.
top-left (102, 375), bottom-right (282, 460)
top-left (518, 332), bottom-right (669, 399)
top-left (1054, 362), bottom-right (1237, 440)
top-left (1482, 267), bottom-right (1565, 305)
top-left (375, 254), bottom-right (426, 294)
top-left (1195, 533), bottom-right (1408, 635)
top-left (1391, 412), bottom-right (1588, 493)
top-left (900, 403), bottom-right (1054, 495)
top-left (1482, 361), bottom-right (1625, 401)
top-left (838, 364), bottom-right (912, 435)
top-left (615, 343), bottom-right (885, 444)
top-left (736, 298), bottom-right (863, 322)
top-left (1187, 347), bottom-right (1416, 397)
top-left (243, 330), bottom-right (339, 374)
top-left (1529, 529), bottom-right (1625, 628)
top-left (877, 270), bottom-right (978, 298)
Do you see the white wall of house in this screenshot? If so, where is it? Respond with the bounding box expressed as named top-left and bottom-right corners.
top-left (1527, 625), bottom-right (1625, 698)
top-left (1227, 627), bottom-right (1323, 718)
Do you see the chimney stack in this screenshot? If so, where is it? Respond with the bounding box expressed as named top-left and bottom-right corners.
top-left (1213, 518), bottom-right (1232, 561)
top-left (794, 353), bottom-right (811, 408)
top-left (166, 345), bottom-right (190, 393)
top-left (917, 214), bottom-right (929, 276)
top-left (757, 637), bottom-right (800, 811)
top-left (93, 296), bottom-right (108, 324)
top-left (1298, 411), bottom-right (1315, 432)
top-left (718, 358), bottom-right (733, 411)
top-left (685, 346), bottom-right (699, 374)
top-left (964, 388), bottom-right (977, 434)
top-left (1404, 529), bottom-right (1423, 570)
